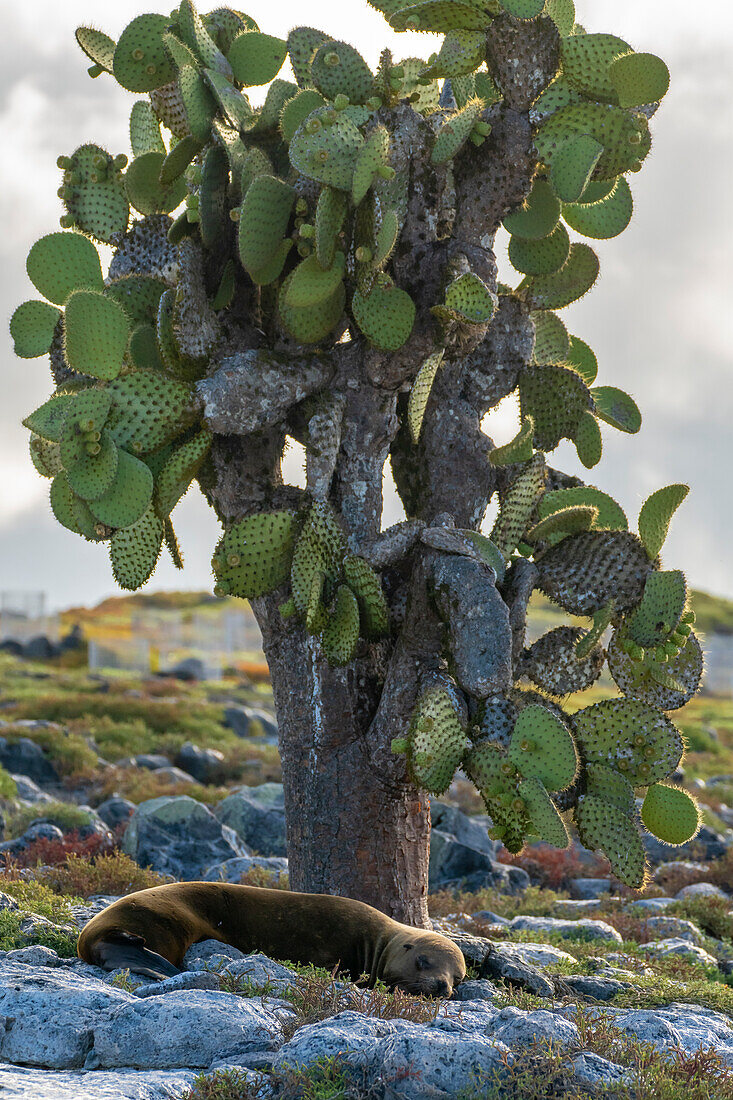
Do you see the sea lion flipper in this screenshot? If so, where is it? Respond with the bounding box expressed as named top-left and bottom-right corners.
top-left (93, 930), bottom-right (181, 981)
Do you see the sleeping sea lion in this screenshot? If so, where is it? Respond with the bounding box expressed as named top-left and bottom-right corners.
top-left (77, 882), bottom-right (466, 996)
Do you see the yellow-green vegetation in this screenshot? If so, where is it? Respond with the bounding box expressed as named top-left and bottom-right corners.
top-left (35, 850), bottom-right (171, 898)
top-left (5, 800), bottom-right (96, 840)
top-left (0, 911), bottom-right (78, 957)
top-left (0, 877), bottom-right (81, 920)
top-left (184, 1058), bottom-right (356, 1100)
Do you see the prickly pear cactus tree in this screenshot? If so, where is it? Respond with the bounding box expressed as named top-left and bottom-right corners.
top-left (11, 0), bottom-right (700, 919)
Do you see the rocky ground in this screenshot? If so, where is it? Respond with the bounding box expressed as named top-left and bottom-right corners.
top-left (1, 653), bottom-right (733, 1097)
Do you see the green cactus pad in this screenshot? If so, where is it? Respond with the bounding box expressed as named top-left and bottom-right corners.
top-left (519, 777), bottom-right (570, 848)
top-left (585, 762), bottom-right (635, 816)
top-left (278, 270), bottom-right (345, 344)
top-left (113, 14), bottom-right (175, 93)
top-left (520, 244), bottom-right (600, 310)
top-left (519, 363), bottom-right (594, 451)
top-left (563, 178), bottom-right (633, 239)
top-left (575, 794), bottom-right (647, 888)
top-left (535, 102), bottom-right (652, 181)
top-left (641, 783), bottom-right (699, 846)
top-left (51, 471), bottom-right (108, 541)
top-left (504, 179), bottom-right (561, 240)
top-left (352, 278), bottom-right (416, 351)
top-left (205, 68), bottom-right (253, 129)
top-left (198, 145), bottom-right (229, 249)
top-left (322, 585), bottom-right (361, 666)
top-left (10, 301), bottom-right (61, 359)
top-left (509, 704), bottom-right (579, 792)
top-left (436, 273), bottom-right (495, 325)
top-left (160, 135), bottom-right (202, 185)
top-left (213, 511), bottom-right (298, 599)
top-left (550, 135), bottom-right (603, 204)
top-left (523, 625), bottom-right (604, 695)
top-left (285, 252), bottom-right (346, 309)
top-left (280, 89), bottom-right (328, 143)
top-left (575, 601), bottom-right (615, 660)
top-left (531, 77), bottom-right (584, 126)
top-left (63, 290), bottom-right (130, 381)
top-left (287, 27), bottom-right (331, 88)
top-left (498, 0), bottom-right (545, 17)
top-left (352, 127), bottom-right (391, 206)
top-left (179, 0), bottom-right (233, 76)
top-left (626, 570), bottom-right (688, 649)
top-left (105, 371), bottom-right (198, 453)
top-left (484, 791), bottom-right (531, 854)
top-left (66, 430), bottom-right (119, 502)
top-left (608, 629), bottom-right (703, 711)
top-left (88, 450), bottom-right (154, 530)
top-left (465, 739), bottom-right (516, 797)
top-left (538, 486), bottom-right (628, 532)
top-left (26, 232), bottom-right (104, 306)
top-left (565, 335), bottom-right (598, 384)
top-left (163, 32), bottom-right (200, 73)
top-left (537, 529), bottom-right (653, 616)
top-left (305, 570), bottom-right (328, 634)
top-left (61, 144), bottom-right (130, 243)
top-left (408, 685), bottom-right (467, 795)
top-left (310, 40), bottom-right (376, 104)
top-left (590, 386), bottom-right (641, 433)
top-left (574, 697), bottom-right (684, 786)
top-left (178, 65), bottom-right (217, 142)
top-left (29, 434), bottom-right (62, 479)
top-left (243, 79), bottom-right (297, 134)
top-left (106, 275), bottom-right (167, 329)
top-left (560, 33), bottom-right (632, 102)
top-left (315, 187), bottom-right (348, 269)
top-left (638, 484), bottom-right (689, 561)
top-left (491, 452), bottom-right (547, 559)
top-left (76, 27), bottom-right (116, 73)
top-left (205, 8), bottom-right (259, 49)
top-left (422, 30), bottom-right (485, 78)
top-left (153, 428), bottom-right (212, 518)
top-left (509, 224), bottom-right (571, 276)
top-left (609, 52), bottom-right (670, 110)
top-left (238, 174), bottom-right (295, 283)
top-left (532, 311), bottom-right (570, 365)
top-left (110, 505), bottom-right (164, 590)
top-left (527, 505), bottom-right (598, 544)
top-left (489, 416), bottom-right (535, 467)
top-left (24, 395), bottom-right (77, 444)
top-left (130, 101), bottom-right (166, 157)
top-left (227, 31), bottom-right (287, 86)
top-left (123, 323), bottom-right (163, 371)
top-left (289, 107), bottom-right (365, 191)
top-left (574, 410), bottom-right (602, 469)
top-left (60, 385), bottom-right (112, 438)
top-left (343, 555), bottom-right (390, 638)
top-left (291, 530), bottom-right (329, 615)
top-left (150, 81), bottom-right (192, 138)
top-left (544, 0), bottom-right (575, 37)
top-left (431, 98), bottom-right (485, 166)
top-left (390, 1), bottom-right (491, 33)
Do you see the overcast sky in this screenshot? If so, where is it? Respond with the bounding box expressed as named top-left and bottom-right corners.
top-left (0, 1), bottom-right (731, 610)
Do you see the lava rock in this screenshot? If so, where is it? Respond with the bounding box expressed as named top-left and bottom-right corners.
top-left (175, 742), bottom-right (225, 783)
top-left (0, 737), bottom-right (59, 785)
top-left (214, 788), bottom-right (287, 858)
top-left (121, 795), bottom-right (248, 879)
top-left (223, 706), bottom-right (278, 742)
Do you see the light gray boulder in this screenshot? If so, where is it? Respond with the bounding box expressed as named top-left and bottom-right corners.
top-left (88, 990), bottom-right (284, 1069)
top-left (214, 788), bottom-right (287, 858)
top-left (491, 940), bottom-right (577, 967)
top-left (379, 1028), bottom-right (511, 1100)
top-left (0, 1065), bottom-right (198, 1099)
top-left (134, 972), bottom-right (222, 998)
top-left (614, 1003), bottom-right (733, 1064)
top-left (210, 954), bottom-right (298, 994)
top-left (271, 1012), bottom-right (408, 1075)
top-left (570, 1052), bottom-right (632, 1090)
top-left (183, 940), bottom-right (247, 969)
top-left (568, 878), bottom-right (613, 900)
top-left (9, 773), bottom-right (54, 803)
top-left (485, 1006), bottom-right (579, 1048)
top-left (642, 916), bottom-right (706, 945)
top-left (121, 795), bottom-right (248, 879)
top-left (623, 897), bottom-right (676, 913)
top-left (203, 855), bottom-right (288, 885)
top-left (452, 979), bottom-right (499, 1002)
top-left (639, 938), bottom-right (718, 967)
top-left (507, 915), bottom-right (623, 943)
top-left (675, 882), bottom-right (729, 900)
top-left (0, 962), bottom-right (136, 1069)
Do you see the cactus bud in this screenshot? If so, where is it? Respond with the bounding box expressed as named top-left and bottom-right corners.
top-left (474, 121), bottom-right (491, 136)
top-left (378, 165), bottom-right (396, 180)
top-left (629, 131), bottom-right (642, 145)
top-left (355, 246), bottom-right (373, 263)
top-left (213, 584), bottom-right (228, 598)
top-left (88, 64), bottom-right (104, 78)
top-left (59, 214), bottom-right (75, 228)
top-left (306, 117), bottom-right (322, 134)
top-left (299, 223), bottom-right (315, 239)
top-left (324, 51), bottom-right (340, 67)
top-left (229, 208), bottom-right (241, 222)
top-left (295, 198), bottom-right (308, 215)
top-left (94, 524), bottom-right (107, 538)
top-left (113, 154), bottom-right (128, 171)
top-left (57, 156), bottom-right (72, 170)
top-left (86, 442), bottom-right (101, 456)
top-left (391, 737), bottom-right (409, 754)
top-left (296, 241), bottom-right (312, 257)
top-left (132, 48), bottom-right (145, 61)
top-left (367, 96), bottom-right (382, 109)
top-left (93, 155), bottom-right (107, 170)
top-left (186, 208), bottom-right (200, 223)
top-left (334, 93), bottom-right (350, 110)
top-left (469, 133), bottom-right (486, 147)
top-left (227, 553), bottom-right (241, 567)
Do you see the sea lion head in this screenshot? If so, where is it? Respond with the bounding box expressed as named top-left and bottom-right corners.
top-left (382, 929), bottom-right (466, 998)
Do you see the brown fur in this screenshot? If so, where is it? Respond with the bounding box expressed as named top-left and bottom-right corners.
top-left (77, 882), bottom-right (466, 995)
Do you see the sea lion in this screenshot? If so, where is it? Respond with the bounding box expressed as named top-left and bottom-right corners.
top-left (77, 882), bottom-right (466, 996)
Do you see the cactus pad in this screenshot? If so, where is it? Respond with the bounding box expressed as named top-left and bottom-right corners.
top-left (585, 762), bottom-right (635, 816)
top-left (523, 626), bottom-right (604, 695)
top-left (63, 290), bottom-right (130, 381)
top-left (535, 102), bottom-right (652, 181)
top-left (110, 506), bottom-right (164, 589)
top-left (465, 733), bottom-right (515, 795)
top-left (609, 52), bottom-right (670, 110)
top-left (311, 40), bottom-right (376, 104)
top-left (407, 684), bottom-right (468, 795)
top-left (423, 29), bottom-right (486, 78)
top-left (436, 273), bottom-right (495, 325)
top-left (88, 450), bottom-right (154, 529)
top-left (389, 2), bottom-right (489, 33)
top-left (538, 486), bottom-right (628, 533)
top-left (504, 179), bottom-right (561, 240)
top-left (638, 484), bottom-right (689, 560)
top-left (315, 186), bottom-right (348, 269)
top-left (574, 697), bottom-right (684, 786)
top-left (498, 0), bottom-right (545, 17)
top-left (281, 89), bottom-right (328, 143)
top-left (490, 452), bottom-right (547, 559)
top-left (537, 529), bottom-right (653, 616)
top-left (352, 126), bottom-right (392, 205)
top-left (508, 704), bottom-right (579, 791)
top-left (153, 428), bottom-right (212, 518)
top-left (60, 144), bottom-right (130, 243)
top-left (519, 777), bottom-right (570, 848)
top-left (130, 101), bottom-right (166, 157)
top-left (343, 556), bottom-right (390, 638)
top-left (113, 14), bottom-right (175, 93)
top-left (549, 135), bottom-right (603, 204)
top-left (76, 27), bottom-right (116, 73)
top-left (563, 178), bottom-right (633, 239)
top-left (565, 334), bottom-right (598, 384)
top-left (238, 174), bottom-right (295, 282)
top-left (227, 31), bottom-right (287, 86)
top-left (489, 416), bottom-right (535, 467)
top-left (352, 278), bottom-right (415, 351)
top-left (10, 301), bottom-right (61, 359)
top-left (105, 371), bottom-right (198, 453)
top-left (278, 271), bottom-right (345, 344)
top-left (532, 310), bottom-right (570, 365)
top-left (519, 363), bottom-right (594, 451)
top-left (431, 99), bottom-right (485, 165)
top-left (626, 570), bottom-right (687, 648)
top-left (608, 629), bottom-right (703, 711)
top-left (591, 386), bottom-right (641, 434)
top-left (575, 794), bottom-right (646, 888)
top-left (322, 585), bottom-right (361, 666)
top-left (213, 511), bottom-right (298, 598)
top-left (67, 430), bottom-right (119, 501)
top-left (641, 783), bottom-right (699, 846)
top-left (51, 471), bottom-right (107, 540)
top-left (26, 232), bottom-right (104, 306)
top-left (527, 505), bottom-right (598, 544)
top-left (286, 27), bottom-right (331, 88)
top-left (510, 224), bottom-right (570, 276)
top-left (577, 413), bottom-right (600, 469)
top-left (289, 108), bottom-right (365, 191)
top-left (126, 152), bottom-right (187, 215)
top-left (285, 252), bottom-right (346, 309)
top-left (520, 243), bottom-right (600, 310)
top-left (560, 33), bottom-right (632, 102)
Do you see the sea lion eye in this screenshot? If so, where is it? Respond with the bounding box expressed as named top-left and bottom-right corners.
top-left (415, 954), bottom-right (432, 970)
top-left (403, 942), bottom-right (414, 951)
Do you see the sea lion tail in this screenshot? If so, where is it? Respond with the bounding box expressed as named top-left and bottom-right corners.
top-left (85, 930), bottom-right (181, 981)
